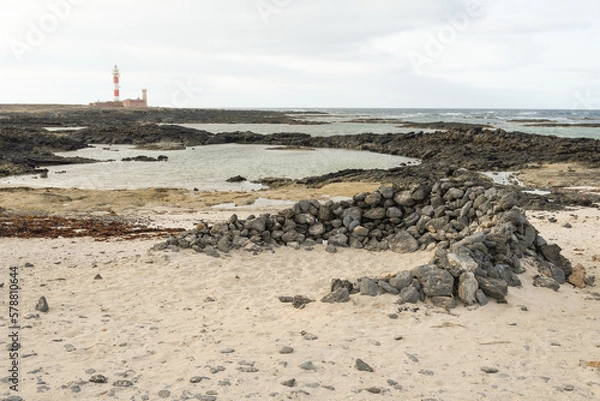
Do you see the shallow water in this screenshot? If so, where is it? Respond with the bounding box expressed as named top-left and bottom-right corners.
top-left (0, 144), bottom-right (418, 190)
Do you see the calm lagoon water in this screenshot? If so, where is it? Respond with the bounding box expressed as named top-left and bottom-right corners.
top-left (0, 144), bottom-right (418, 190)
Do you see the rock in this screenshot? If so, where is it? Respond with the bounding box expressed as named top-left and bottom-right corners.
top-left (279, 346), bottom-right (294, 354)
top-left (302, 332), bottom-right (318, 340)
top-left (158, 390), bottom-right (171, 398)
top-left (412, 265), bottom-right (454, 297)
top-left (363, 207), bottom-right (386, 220)
top-left (475, 289), bottom-right (488, 306)
top-left (190, 376), bottom-right (209, 383)
top-left (112, 380), bottom-right (133, 387)
top-left (379, 185), bottom-right (395, 199)
top-left (365, 192), bottom-right (382, 206)
top-left (538, 244), bottom-right (572, 276)
top-left (331, 278), bottom-right (354, 293)
top-left (568, 263), bottom-right (588, 288)
top-left (458, 272), bottom-right (479, 306)
top-left (353, 225), bottom-right (370, 237)
top-left (360, 278), bottom-right (379, 296)
top-left (389, 231), bottom-right (419, 253)
top-left (481, 366), bottom-right (499, 374)
top-left (378, 280), bottom-right (399, 295)
top-left (204, 246), bottom-right (220, 258)
top-left (217, 237), bottom-right (231, 253)
top-left (308, 222), bottom-right (325, 236)
top-left (89, 375), bottom-right (108, 384)
top-left (550, 266), bottom-right (566, 284)
top-left (299, 361), bottom-right (316, 371)
top-left (245, 215), bottom-right (267, 232)
top-left (226, 175), bottom-right (247, 182)
top-left (325, 244), bottom-right (337, 253)
top-left (475, 276), bottom-right (508, 301)
top-left (533, 275), bottom-right (560, 291)
top-left (35, 296), bottom-right (49, 312)
top-left (355, 359), bottom-right (374, 372)
top-left (220, 348), bottom-right (235, 354)
top-left (321, 287), bottom-right (350, 303)
top-left (328, 234), bottom-right (349, 248)
top-left (399, 286), bottom-right (420, 304)
top-left (441, 251), bottom-right (479, 277)
top-left (431, 296), bottom-right (456, 309)
top-left (292, 295), bottom-right (315, 309)
top-left (389, 271), bottom-right (413, 290)
top-left (281, 378), bottom-right (296, 387)
top-left (94, 274), bottom-right (103, 280)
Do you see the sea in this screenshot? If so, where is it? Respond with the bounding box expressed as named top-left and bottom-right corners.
top-left (2, 108), bottom-right (599, 191)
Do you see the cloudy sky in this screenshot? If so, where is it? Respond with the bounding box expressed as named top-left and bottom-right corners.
top-left (1, 0), bottom-right (599, 109)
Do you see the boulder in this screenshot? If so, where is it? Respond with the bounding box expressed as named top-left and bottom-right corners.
top-left (475, 276), bottom-right (508, 302)
top-left (389, 271), bottom-right (413, 290)
top-left (412, 265), bottom-right (454, 297)
top-left (458, 272), bottom-right (478, 306)
top-left (389, 231), bottom-right (419, 253)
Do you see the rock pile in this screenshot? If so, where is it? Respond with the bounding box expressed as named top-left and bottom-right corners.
top-left (153, 179), bottom-right (580, 308)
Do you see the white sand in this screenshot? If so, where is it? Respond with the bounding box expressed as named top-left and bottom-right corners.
top-left (1, 207), bottom-right (600, 400)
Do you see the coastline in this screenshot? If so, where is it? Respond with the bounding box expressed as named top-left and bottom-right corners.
top-left (1, 106), bottom-right (600, 400)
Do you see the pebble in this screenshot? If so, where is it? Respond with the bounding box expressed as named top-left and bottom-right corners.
top-left (481, 366), bottom-right (499, 374)
top-left (35, 296), bottom-right (49, 313)
top-left (299, 361), bottom-right (316, 371)
top-left (365, 387), bottom-right (382, 394)
top-left (89, 374), bottom-right (108, 384)
top-left (279, 346), bottom-right (294, 354)
top-left (220, 348), bottom-right (235, 354)
top-left (112, 380), bottom-right (134, 387)
top-left (190, 376), bottom-right (209, 383)
top-left (302, 333), bottom-right (318, 341)
top-left (237, 366), bottom-right (259, 373)
top-left (355, 358), bottom-right (374, 372)
top-left (158, 389), bottom-right (171, 398)
top-left (94, 274), bottom-right (103, 280)
top-left (281, 378), bottom-right (296, 387)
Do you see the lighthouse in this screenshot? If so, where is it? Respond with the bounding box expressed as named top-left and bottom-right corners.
top-left (113, 64), bottom-right (120, 102)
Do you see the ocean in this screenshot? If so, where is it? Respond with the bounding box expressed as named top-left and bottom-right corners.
top-left (2, 108), bottom-right (598, 190)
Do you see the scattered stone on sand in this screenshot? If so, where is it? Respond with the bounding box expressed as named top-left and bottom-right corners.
top-left (481, 366), bottom-right (499, 374)
top-left (281, 378), bottom-right (296, 387)
top-left (355, 358), bottom-right (374, 372)
top-left (35, 296), bottom-right (49, 312)
top-left (89, 375), bottom-right (108, 384)
top-left (279, 346), bottom-right (294, 354)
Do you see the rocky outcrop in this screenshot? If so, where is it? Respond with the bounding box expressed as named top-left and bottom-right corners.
top-left (153, 179), bottom-right (583, 308)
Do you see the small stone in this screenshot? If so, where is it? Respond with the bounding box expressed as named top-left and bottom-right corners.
top-left (355, 358), bottom-right (373, 372)
top-left (158, 389), bottom-right (171, 398)
top-left (94, 274), bottom-right (103, 280)
top-left (518, 305), bottom-right (528, 312)
top-left (303, 333), bottom-right (318, 341)
top-left (35, 296), bottom-right (49, 313)
top-left (325, 244), bottom-right (338, 254)
top-left (378, 280), bottom-right (399, 295)
top-left (388, 313), bottom-right (399, 319)
top-left (481, 366), bottom-right (499, 374)
top-left (112, 380), bottom-right (133, 387)
top-left (365, 387), bottom-right (382, 394)
top-left (89, 374), bottom-right (108, 384)
top-left (563, 384), bottom-right (575, 392)
top-left (322, 385), bottom-right (336, 391)
top-left (389, 271), bottom-right (413, 290)
top-left (281, 378), bottom-right (296, 387)
top-left (279, 346), bottom-right (294, 354)
top-left (299, 361), bottom-right (316, 371)
top-left (394, 335), bottom-right (404, 341)
top-left (533, 275), bottom-right (560, 291)
top-left (237, 366), bottom-right (259, 373)
top-left (190, 376), bottom-right (209, 383)
top-left (220, 348), bottom-right (235, 354)
top-left (475, 289), bottom-right (488, 306)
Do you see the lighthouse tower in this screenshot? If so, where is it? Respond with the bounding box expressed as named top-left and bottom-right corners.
top-left (112, 65), bottom-right (120, 102)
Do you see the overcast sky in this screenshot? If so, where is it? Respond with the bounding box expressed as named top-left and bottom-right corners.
top-left (1, 0), bottom-right (599, 109)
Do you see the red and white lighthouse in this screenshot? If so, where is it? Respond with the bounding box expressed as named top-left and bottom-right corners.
top-left (112, 64), bottom-right (120, 102)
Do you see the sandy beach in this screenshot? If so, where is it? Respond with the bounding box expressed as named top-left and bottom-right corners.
top-left (1, 190), bottom-right (599, 401)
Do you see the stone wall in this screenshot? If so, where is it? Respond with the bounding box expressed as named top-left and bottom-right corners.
top-left (153, 179), bottom-right (580, 308)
